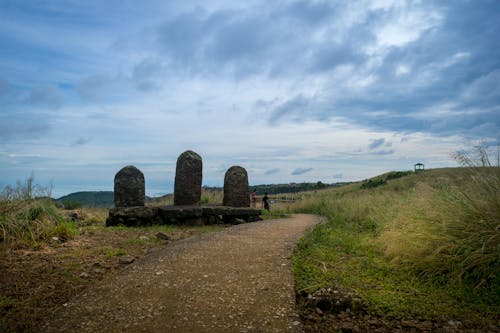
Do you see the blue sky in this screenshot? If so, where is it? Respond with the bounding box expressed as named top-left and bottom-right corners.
top-left (1, 0), bottom-right (499, 197)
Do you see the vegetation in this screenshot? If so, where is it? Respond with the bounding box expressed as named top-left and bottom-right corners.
top-left (55, 191), bottom-right (114, 208)
top-left (360, 170), bottom-right (412, 189)
top-left (0, 177), bottom-right (78, 246)
top-left (289, 150), bottom-right (499, 326)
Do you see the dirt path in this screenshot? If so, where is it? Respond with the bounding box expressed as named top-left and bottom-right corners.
top-left (39, 214), bottom-right (319, 333)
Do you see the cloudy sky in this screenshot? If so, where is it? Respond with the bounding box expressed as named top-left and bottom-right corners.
top-left (1, 0), bottom-right (499, 197)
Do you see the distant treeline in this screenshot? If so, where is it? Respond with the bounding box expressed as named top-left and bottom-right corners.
top-left (55, 182), bottom-right (351, 208)
top-left (204, 181), bottom-right (352, 195)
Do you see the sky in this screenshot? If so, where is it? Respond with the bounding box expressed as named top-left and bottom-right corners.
top-left (1, 0), bottom-right (499, 198)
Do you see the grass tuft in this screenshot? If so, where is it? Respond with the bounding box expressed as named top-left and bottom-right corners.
top-left (0, 198), bottom-right (78, 245)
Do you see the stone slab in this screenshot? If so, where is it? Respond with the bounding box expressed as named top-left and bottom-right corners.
top-left (106, 205), bottom-right (262, 227)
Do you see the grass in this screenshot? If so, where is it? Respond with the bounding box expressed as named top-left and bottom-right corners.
top-left (0, 198), bottom-right (78, 246)
top-left (290, 163), bottom-right (499, 326)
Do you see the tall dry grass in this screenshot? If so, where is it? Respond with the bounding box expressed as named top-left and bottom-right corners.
top-left (291, 154), bottom-right (499, 319)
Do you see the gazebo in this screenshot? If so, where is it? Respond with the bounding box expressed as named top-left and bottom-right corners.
top-left (414, 163), bottom-right (425, 172)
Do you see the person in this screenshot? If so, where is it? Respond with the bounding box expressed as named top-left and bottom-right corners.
top-left (262, 191), bottom-right (270, 211)
top-left (251, 189), bottom-right (257, 208)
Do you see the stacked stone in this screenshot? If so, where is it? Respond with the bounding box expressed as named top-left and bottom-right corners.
top-left (114, 165), bottom-right (145, 207)
top-left (223, 166), bottom-right (250, 207)
top-left (174, 150), bottom-right (202, 206)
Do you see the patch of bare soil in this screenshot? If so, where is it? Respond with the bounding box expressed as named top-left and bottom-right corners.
top-left (38, 214), bottom-right (318, 332)
top-left (0, 225), bottom-right (225, 333)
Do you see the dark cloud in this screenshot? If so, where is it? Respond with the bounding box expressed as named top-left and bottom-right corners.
top-left (259, 1), bottom-right (500, 139)
top-left (151, 2), bottom-right (366, 79)
top-left (291, 167), bottom-right (313, 175)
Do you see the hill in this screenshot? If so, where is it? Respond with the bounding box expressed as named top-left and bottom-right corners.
top-left (287, 167), bottom-right (499, 331)
top-left (55, 191), bottom-right (114, 208)
top-left (56, 182), bottom-right (350, 208)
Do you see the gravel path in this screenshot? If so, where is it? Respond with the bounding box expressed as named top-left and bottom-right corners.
top-left (39, 214), bottom-right (318, 333)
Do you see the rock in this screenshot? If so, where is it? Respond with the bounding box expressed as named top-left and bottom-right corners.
top-left (118, 255), bottom-right (135, 265)
top-left (231, 218), bottom-right (246, 224)
top-left (223, 166), bottom-right (250, 207)
top-left (156, 232), bottom-right (170, 240)
top-left (114, 165), bottom-right (145, 207)
top-left (106, 206), bottom-right (160, 226)
top-left (79, 272), bottom-right (90, 279)
top-left (174, 150), bottom-right (202, 205)
top-left (65, 210), bottom-right (86, 221)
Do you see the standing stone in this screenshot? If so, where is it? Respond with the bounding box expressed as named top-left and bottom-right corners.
top-left (114, 165), bottom-right (145, 208)
top-left (223, 166), bottom-right (250, 207)
top-left (174, 150), bottom-right (202, 206)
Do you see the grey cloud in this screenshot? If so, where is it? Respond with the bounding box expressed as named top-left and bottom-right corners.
top-left (369, 138), bottom-right (385, 150)
top-left (26, 86), bottom-right (64, 109)
top-left (77, 75), bottom-right (113, 102)
top-left (291, 167), bottom-right (313, 175)
top-left (71, 137), bottom-right (91, 147)
top-left (151, 2), bottom-right (369, 79)
top-left (283, 1), bottom-right (336, 24)
top-left (132, 58), bottom-right (168, 91)
top-left (264, 168), bottom-right (280, 175)
top-left (0, 115), bottom-right (50, 141)
top-left (269, 95), bottom-right (311, 125)
top-left (332, 173), bottom-right (343, 179)
top-left (372, 150), bottom-right (395, 156)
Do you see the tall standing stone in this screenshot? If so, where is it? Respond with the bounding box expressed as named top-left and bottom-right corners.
top-left (114, 165), bottom-right (145, 208)
top-left (174, 150), bottom-right (202, 206)
top-left (223, 166), bottom-right (250, 207)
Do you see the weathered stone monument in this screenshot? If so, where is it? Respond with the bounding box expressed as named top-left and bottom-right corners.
top-left (223, 166), bottom-right (250, 207)
top-left (106, 153), bottom-right (262, 227)
top-left (114, 165), bottom-right (145, 207)
top-left (174, 150), bottom-right (202, 206)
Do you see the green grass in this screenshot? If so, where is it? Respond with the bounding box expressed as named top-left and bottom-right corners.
top-left (291, 166), bottom-right (499, 325)
top-left (0, 198), bottom-right (78, 246)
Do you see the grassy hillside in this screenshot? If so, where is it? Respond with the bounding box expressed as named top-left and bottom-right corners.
top-left (56, 191), bottom-right (114, 208)
top-left (287, 167), bottom-right (499, 329)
